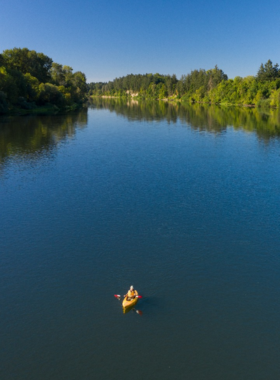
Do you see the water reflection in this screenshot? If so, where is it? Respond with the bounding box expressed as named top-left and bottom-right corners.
top-left (1, 101), bottom-right (280, 171)
top-left (90, 98), bottom-right (280, 141)
top-left (0, 110), bottom-right (88, 168)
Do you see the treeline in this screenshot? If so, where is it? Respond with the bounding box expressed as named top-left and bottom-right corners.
top-left (89, 60), bottom-right (280, 108)
top-left (0, 48), bottom-right (88, 114)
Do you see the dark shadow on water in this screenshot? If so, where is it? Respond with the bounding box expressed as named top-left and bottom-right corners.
top-left (136, 296), bottom-right (163, 315)
top-left (118, 296), bottom-right (161, 316)
top-left (0, 109), bottom-right (88, 170)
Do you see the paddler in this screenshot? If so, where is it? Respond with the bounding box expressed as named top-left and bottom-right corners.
top-left (124, 285), bottom-right (138, 300)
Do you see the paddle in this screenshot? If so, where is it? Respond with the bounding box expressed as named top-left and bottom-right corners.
top-left (133, 308), bottom-right (143, 316)
top-left (114, 294), bottom-right (143, 299)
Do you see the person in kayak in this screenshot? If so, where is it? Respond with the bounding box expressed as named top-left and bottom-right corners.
top-left (125, 285), bottom-right (138, 300)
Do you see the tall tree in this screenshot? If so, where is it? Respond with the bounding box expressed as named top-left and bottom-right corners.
top-left (50, 63), bottom-right (65, 85)
top-left (2, 48), bottom-right (53, 83)
top-left (257, 60), bottom-right (279, 81)
top-left (0, 54), bottom-right (5, 67)
top-left (63, 66), bottom-right (73, 84)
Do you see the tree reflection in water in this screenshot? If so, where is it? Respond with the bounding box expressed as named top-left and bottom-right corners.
top-left (1, 100), bottom-right (280, 170)
top-left (0, 109), bottom-right (88, 168)
top-left (90, 97), bottom-right (280, 141)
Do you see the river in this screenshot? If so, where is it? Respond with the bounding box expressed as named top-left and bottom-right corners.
top-left (1, 100), bottom-right (280, 380)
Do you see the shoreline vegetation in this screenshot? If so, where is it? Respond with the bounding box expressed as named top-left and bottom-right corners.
top-left (1, 48), bottom-right (280, 115)
top-left (88, 61), bottom-right (280, 109)
top-left (0, 48), bottom-right (88, 115)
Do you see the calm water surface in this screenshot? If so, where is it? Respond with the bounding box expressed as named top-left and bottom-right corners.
top-left (1, 100), bottom-right (280, 380)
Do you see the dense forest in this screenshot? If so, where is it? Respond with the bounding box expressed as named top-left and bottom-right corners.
top-left (88, 60), bottom-right (280, 108)
top-left (0, 48), bottom-right (88, 114)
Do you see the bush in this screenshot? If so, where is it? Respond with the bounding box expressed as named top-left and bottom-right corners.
top-left (256, 98), bottom-right (271, 108)
top-left (37, 83), bottom-right (65, 106)
top-left (270, 89), bottom-right (280, 108)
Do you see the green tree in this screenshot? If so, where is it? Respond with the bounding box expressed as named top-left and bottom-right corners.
top-left (0, 54), bottom-right (4, 67)
top-left (37, 83), bottom-right (65, 106)
top-left (24, 73), bottom-right (40, 101)
top-left (257, 60), bottom-right (279, 82)
top-left (270, 89), bottom-right (280, 108)
top-left (71, 71), bottom-right (87, 101)
top-left (158, 84), bottom-right (168, 99)
top-left (2, 48), bottom-right (53, 83)
top-left (63, 65), bottom-right (73, 84)
top-left (0, 66), bottom-right (19, 103)
top-left (50, 63), bottom-right (65, 85)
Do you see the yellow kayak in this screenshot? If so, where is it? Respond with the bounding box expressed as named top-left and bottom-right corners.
top-left (122, 295), bottom-right (138, 309)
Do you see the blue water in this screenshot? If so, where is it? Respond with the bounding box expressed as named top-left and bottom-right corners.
top-left (1, 102), bottom-right (280, 379)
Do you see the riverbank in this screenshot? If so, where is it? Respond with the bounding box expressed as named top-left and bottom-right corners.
top-left (88, 64), bottom-right (280, 109)
top-left (91, 95), bottom-right (278, 109)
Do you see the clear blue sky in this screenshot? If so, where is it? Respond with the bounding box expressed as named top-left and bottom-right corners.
top-left (1, 0), bottom-right (280, 82)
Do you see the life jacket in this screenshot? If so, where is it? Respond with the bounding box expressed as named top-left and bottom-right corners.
top-left (128, 290), bottom-right (137, 297)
